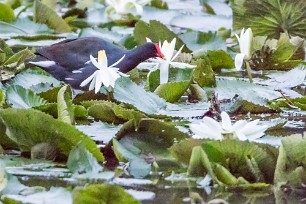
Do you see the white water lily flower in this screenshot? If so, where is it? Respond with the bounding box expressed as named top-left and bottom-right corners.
top-left (105, 0), bottom-right (151, 18)
top-left (190, 111), bottom-right (267, 141)
top-left (80, 50), bottom-right (128, 93)
top-left (142, 38), bottom-right (196, 84)
top-left (235, 28), bottom-right (253, 70)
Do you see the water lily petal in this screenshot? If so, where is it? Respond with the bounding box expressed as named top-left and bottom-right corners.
top-left (171, 45), bottom-right (184, 61)
top-left (246, 131), bottom-right (266, 141)
top-left (94, 71), bottom-right (103, 93)
top-left (221, 112), bottom-right (232, 132)
top-left (234, 131), bottom-right (247, 141)
top-left (232, 120), bottom-right (248, 132)
top-left (132, 2), bottom-right (143, 15)
top-left (109, 54), bottom-right (125, 68)
top-left (234, 53), bottom-right (245, 70)
top-left (90, 55), bottom-right (100, 69)
top-left (202, 117), bottom-right (222, 133)
top-left (190, 122), bottom-right (222, 140)
top-left (159, 62), bottom-right (170, 84)
top-left (80, 71), bottom-right (97, 87)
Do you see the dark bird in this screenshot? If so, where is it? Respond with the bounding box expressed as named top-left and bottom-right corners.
top-left (29, 37), bottom-right (164, 90)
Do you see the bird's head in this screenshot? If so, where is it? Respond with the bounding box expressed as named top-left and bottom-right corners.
top-left (154, 43), bottom-right (165, 59)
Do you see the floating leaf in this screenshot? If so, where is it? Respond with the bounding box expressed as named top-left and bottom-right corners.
top-left (6, 85), bottom-right (47, 109)
top-left (73, 184), bottom-right (139, 204)
top-left (154, 81), bottom-right (191, 103)
top-left (147, 68), bottom-right (193, 102)
top-left (0, 109), bottom-right (103, 161)
top-left (193, 57), bottom-right (216, 87)
top-left (170, 15), bottom-right (232, 32)
top-left (114, 77), bottom-right (166, 115)
top-left (67, 143), bottom-right (103, 175)
top-left (134, 20), bottom-right (191, 53)
top-left (12, 69), bottom-right (60, 93)
top-left (113, 139), bottom-right (151, 178)
top-left (33, 0), bottom-right (71, 33)
top-left (57, 85), bottom-right (74, 124)
top-left (180, 31), bottom-right (226, 52)
top-left (216, 79), bottom-right (282, 106)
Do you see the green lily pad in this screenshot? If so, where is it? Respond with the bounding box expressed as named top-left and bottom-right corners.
top-left (114, 77), bottom-right (166, 115)
top-left (0, 108), bottom-right (103, 161)
top-left (154, 81), bottom-right (191, 103)
top-left (12, 69), bottom-right (60, 93)
top-left (216, 79), bottom-right (282, 106)
top-left (6, 85), bottom-right (47, 109)
top-left (113, 139), bottom-right (151, 178)
top-left (193, 57), bottom-right (216, 87)
top-left (147, 68), bottom-right (193, 102)
top-left (67, 143), bottom-right (103, 174)
top-left (180, 31), bottom-right (226, 52)
top-left (73, 184), bottom-right (139, 204)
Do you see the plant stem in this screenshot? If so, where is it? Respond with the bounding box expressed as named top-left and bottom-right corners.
top-left (245, 61), bottom-right (253, 83)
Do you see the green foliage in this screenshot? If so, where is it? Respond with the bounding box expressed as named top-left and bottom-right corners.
top-left (114, 77), bottom-right (166, 115)
top-left (216, 79), bottom-right (281, 106)
top-left (250, 34), bottom-right (305, 70)
top-left (154, 81), bottom-right (191, 103)
top-left (274, 133), bottom-right (306, 187)
top-left (147, 68), bottom-right (193, 102)
top-left (57, 85), bottom-right (74, 124)
top-left (172, 139), bottom-right (278, 185)
top-left (0, 108), bottom-right (103, 161)
top-left (6, 85), bottom-right (47, 109)
top-left (84, 100), bottom-right (147, 124)
top-left (150, 0), bottom-right (168, 9)
top-left (193, 57), bottom-right (216, 87)
top-left (113, 139), bottom-right (151, 178)
top-left (233, 0), bottom-right (306, 38)
top-left (33, 0), bottom-right (71, 33)
top-left (180, 31), bottom-right (226, 52)
top-left (0, 40), bottom-right (35, 80)
top-left (134, 20), bottom-right (191, 53)
top-left (73, 184), bottom-right (140, 204)
top-left (0, 3), bottom-right (15, 22)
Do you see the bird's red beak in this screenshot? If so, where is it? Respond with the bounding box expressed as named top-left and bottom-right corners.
top-left (155, 43), bottom-right (165, 59)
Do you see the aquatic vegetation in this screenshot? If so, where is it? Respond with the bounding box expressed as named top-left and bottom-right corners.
top-left (0, 0), bottom-right (305, 203)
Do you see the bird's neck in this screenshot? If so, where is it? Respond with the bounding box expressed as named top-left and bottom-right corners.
top-left (119, 44), bottom-right (156, 73)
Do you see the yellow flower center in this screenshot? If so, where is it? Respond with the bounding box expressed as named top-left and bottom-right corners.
top-left (98, 50), bottom-right (106, 63)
